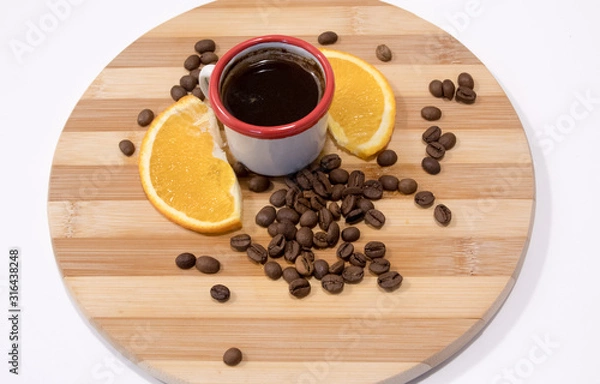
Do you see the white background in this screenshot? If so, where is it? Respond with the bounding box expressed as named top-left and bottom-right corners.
top-left (1, 0), bottom-right (599, 383)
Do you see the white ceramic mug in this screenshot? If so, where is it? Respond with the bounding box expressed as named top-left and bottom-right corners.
top-left (199, 35), bottom-right (335, 176)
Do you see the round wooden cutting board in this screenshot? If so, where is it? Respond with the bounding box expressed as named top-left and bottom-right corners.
top-left (48, 0), bottom-right (535, 383)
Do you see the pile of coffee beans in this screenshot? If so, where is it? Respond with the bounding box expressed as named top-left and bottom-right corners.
top-left (171, 38), bottom-right (218, 102)
top-left (428, 72), bottom-right (476, 104)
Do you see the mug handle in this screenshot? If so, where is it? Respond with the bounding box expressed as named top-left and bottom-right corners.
top-left (199, 64), bottom-right (215, 101)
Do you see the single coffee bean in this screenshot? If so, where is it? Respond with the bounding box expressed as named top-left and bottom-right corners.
top-left (194, 39), bottom-right (216, 54)
top-left (246, 243), bottom-right (268, 264)
top-left (414, 190), bottom-right (435, 208)
top-left (313, 259), bottom-right (330, 280)
top-left (426, 142), bottom-right (446, 160)
top-left (341, 194), bottom-right (358, 217)
top-left (312, 178), bottom-right (331, 199)
top-left (318, 208), bottom-right (333, 231)
top-left (318, 30), bottom-right (338, 45)
top-left (356, 198), bottom-right (375, 213)
top-left (190, 68), bottom-right (201, 80)
top-left (277, 220), bottom-right (297, 241)
top-left (118, 139), bottom-right (135, 157)
top-left (342, 186), bottom-right (364, 198)
top-left (329, 259), bottom-right (345, 275)
top-left (438, 132), bottom-right (457, 150)
top-left (348, 170), bottom-right (365, 188)
top-left (442, 79), bottom-right (456, 100)
top-left (457, 72), bottom-right (475, 89)
top-left (326, 221), bottom-right (340, 247)
top-left (379, 175), bottom-right (399, 191)
top-left (255, 205), bottom-right (276, 227)
top-left (320, 153), bottom-right (342, 171)
top-left (210, 284), bottom-right (231, 303)
top-left (434, 204), bottom-right (452, 226)
top-left (377, 271), bottom-right (403, 291)
top-left (421, 106), bottom-right (442, 121)
top-left (398, 178), bottom-right (418, 195)
top-left (175, 252), bottom-right (196, 269)
top-left (267, 222), bottom-right (279, 237)
top-left (180, 74), bottom-right (198, 92)
top-left (195, 255), bottom-right (220, 274)
top-left (329, 168), bottom-right (349, 184)
top-left (349, 252), bottom-right (368, 267)
top-left (183, 54), bottom-right (201, 71)
top-left (341, 227), bottom-right (360, 242)
top-left (301, 249), bottom-right (315, 263)
top-left (248, 175), bottom-right (271, 192)
top-left (230, 234), bottom-right (252, 251)
top-left (310, 195), bottom-right (327, 211)
top-left (200, 52), bottom-right (219, 64)
top-left (295, 227), bottom-right (314, 249)
top-left (342, 265), bottom-right (364, 284)
top-left (283, 240), bottom-right (301, 263)
top-left (364, 241), bottom-right (386, 259)
top-left (285, 185), bottom-right (300, 207)
top-left (365, 209), bottom-right (386, 229)
top-left (421, 157), bottom-right (441, 175)
top-left (329, 202), bottom-right (342, 220)
top-left (137, 109), bottom-right (155, 127)
top-left (455, 86), bottom-right (477, 104)
top-left (422, 125), bottom-right (442, 143)
top-left (376, 149), bottom-right (398, 167)
top-left (336, 242), bottom-right (354, 261)
top-left (289, 278), bottom-right (311, 298)
top-left (269, 189), bottom-right (288, 207)
top-left (376, 44), bottom-right (392, 62)
top-left (321, 274), bottom-right (344, 294)
top-left (232, 161), bottom-right (249, 177)
top-left (277, 207), bottom-right (300, 224)
top-left (295, 168), bottom-right (314, 190)
top-left (268, 233), bottom-right (287, 257)
top-left (312, 231), bottom-right (330, 249)
top-left (282, 266), bottom-right (301, 283)
top-left (345, 208), bottom-right (365, 224)
top-left (264, 261), bottom-right (283, 280)
top-left (170, 85), bottom-right (188, 101)
top-left (191, 87), bottom-right (205, 100)
top-left (294, 197), bottom-right (312, 214)
top-left (330, 184), bottom-right (345, 201)
top-left (299, 210), bottom-right (318, 228)
top-left (369, 258), bottom-right (391, 275)
top-left (363, 179), bottom-right (384, 200)
top-left (223, 347), bottom-right (243, 366)
top-left (429, 79), bottom-right (444, 98)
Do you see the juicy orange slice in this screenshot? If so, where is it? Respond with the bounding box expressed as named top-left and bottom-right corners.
top-left (321, 49), bottom-right (396, 159)
top-left (138, 95), bottom-right (242, 234)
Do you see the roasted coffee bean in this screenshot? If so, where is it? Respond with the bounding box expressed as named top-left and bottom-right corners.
top-left (455, 86), bottom-right (477, 104)
top-left (329, 168), bottom-right (349, 184)
top-left (264, 261), bottom-right (283, 280)
top-left (398, 178), bottom-right (418, 195)
top-left (294, 197), bottom-right (312, 214)
top-left (414, 191), bottom-right (435, 208)
top-left (230, 234), bottom-right (252, 251)
top-left (364, 241), bottom-right (386, 259)
top-left (295, 255), bottom-right (314, 276)
top-left (341, 194), bottom-right (358, 217)
top-left (377, 271), bottom-right (403, 291)
top-left (191, 87), bottom-right (205, 100)
top-left (363, 180), bottom-right (384, 200)
top-left (223, 347), bottom-right (243, 366)
top-left (248, 175), bottom-right (271, 192)
top-left (295, 227), bottom-right (314, 248)
top-left (442, 79), bottom-right (456, 100)
top-left (426, 142), bottom-right (446, 160)
top-left (429, 79), bottom-right (444, 98)
top-left (232, 161), bottom-right (249, 177)
top-left (457, 72), bottom-right (475, 89)
top-left (118, 139), bottom-right (135, 157)
top-left (277, 220), bottom-right (297, 241)
top-left (310, 195), bottom-right (327, 211)
top-left (313, 231), bottom-right (330, 249)
top-left (175, 252), bottom-right (196, 269)
top-left (285, 186), bottom-right (300, 207)
top-left (282, 266), bottom-right (301, 283)
top-left (283, 240), bottom-right (301, 263)
top-left (210, 284), bottom-right (230, 303)
top-left (200, 52), bottom-right (219, 64)
top-left (313, 259), bottom-right (330, 280)
top-left (301, 249), bottom-right (315, 263)
top-left (269, 189), bottom-right (288, 207)
top-left (246, 243), bottom-right (268, 264)
top-left (277, 207), bottom-right (300, 224)
top-left (170, 85), bottom-right (188, 101)
top-left (190, 68), bottom-right (201, 80)
top-left (336, 242), bottom-right (354, 261)
top-left (422, 125), bottom-right (442, 143)
top-left (376, 44), bottom-right (392, 62)
top-left (318, 31), bottom-right (338, 45)
top-left (356, 198), bottom-right (375, 213)
top-left (342, 265), bottom-right (364, 284)
top-left (330, 184), bottom-right (344, 201)
top-left (195, 255), bottom-right (220, 274)
top-left (342, 186), bottom-right (364, 198)
top-left (438, 132), bottom-right (457, 150)
top-left (341, 227), bottom-right (360, 242)
top-left (345, 208), bottom-right (365, 224)
top-left (268, 234), bottom-right (287, 257)
top-left (267, 222), bottom-right (279, 237)
top-left (180, 74), bottom-right (198, 91)
top-left (369, 258), bottom-right (390, 275)
top-left (316, 170), bottom-right (333, 191)
top-left (376, 149), bottom-right (398, 167)
top-left (320, 153), bottom-right (342, 171)
top-left (349, 252), bottom-right (367, 267)
top-left (326, 221), bottom-right (340, 246)
top-left (195, 39), bottom-right (216, 54)
top-left (299, 210), bottom-right (318, 228)
top-left (318, 208), bottom-right (333, 231)
top-left (321, 274), bottom-right (344, 294)
top-left (295, 168), bottom-right (314, 190)
top-left (329, 202), bottom-right (342, 220)
top-left (184, 54), bottom-right (201, 71)
top-left (329, 260), bottom-right (345, 275)
top-left (289, 278), bottom-right (311, 298)
top-left (421, 106), bottom-right (442, 121)
top-left (379, 175), bottom-right (399, 191)
top-left (422, 157), bottom-right (441, 175)
top-left (365, 209), bottom-right (386, 229)
top-left (137, 109), bottom-right (155, 127)
top-left (348, 170), bottom-right (365, 188)
top-left (312, 178), bottom-right (331, 199)
top-left (255, 205), bottom-right (276, 227)
top-left (434, 204), bottom-right (452, 226)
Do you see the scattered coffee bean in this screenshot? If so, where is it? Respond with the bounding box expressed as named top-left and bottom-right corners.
top-left (363, 180), bottom-right (384, 200)
top-left (455, 86), bottom-right (477, 104)
top-left (329, 168), bottom-right (349, 184)
top-left (210, 284), bottom-right (231, 303)
top-left (282, 266), bottom-right (301, 283)
top-left (329, 259), bottom-right (345, 275)
top-left (246, 243), bottom-right (268, 264)
top-left (426, 142), bottom-right (446, 160)
top-left (376, 44), bottom-right (392, 62)
top-left (289, 278), bottom-right (311, 298)
top-left (336, 242), bottom-right (354, 261)
top-left (230, 234), bottom-right (252, 251)
top-left (190, 68), bottom-right (201, 80)
top-left (312, 231), bottom-right (330, 249)
top-left (438, 132), bottom-right (457, 150)
top-left (294, 197), bottom-right (312, 214)
top-left (377, 271), bottom-right (403, 291)
top-left (318, 208), bottom-right (333, 231)
top-left (175, 252), bottom-right (196, 269)
top-left (283, 240), bottom-right (301, 263)
top-left (321, 274), bottom-right (344, 294)
top-left (341, 194), bottom-right (358, 217)
top-left (318, 31), bottom-right (338, 45)
top-left (268, 233), bottom-right (287, 257)
top-left (377, 149), bottom-right (398, 167)
top-left (369, 258), bottom-right (390, 275)
top-left (255, 205), bottom-right (276, 227)
top-left (269, 189), bottom-right (287, 207)
top-left (341, 227), bottom-right (360, 242)
top-left (295, 226), bottom-right (314, 248)
top-left (267, 222), bottom-right (279, 237)
top-left (310, 195), bottom-right (327, 211)
top-left (191, 87), bottom-right (205, 100)
top-left (295, 168), bottom-right (313, 190)
top-left (421, 106), bottom-right (442, 121)
top-left (313, 259), bottom-right (330, 280)
top-left (345, 208), bottom-right (365, 224)
top-left (422, 125), bottom-right (442, 143)
top-left (171, 85), bottom-right (188, 101)
top-left (277, 207), bottom-right (300, 225)
top-left (180, 74), bottom-right (198, 91)
top-left (434, 204), bottom-right (452, 226)
top-left (277, 220), bottom-right (297, 241)
top-left (299, 210), bottom-right (318, 228)
top-left (421, 157), bottom-right (441, 175)
top-left (200, 52), bottom-right (219, 64)
top-left (264, 261), bottom-right (283, 280)
top-left (328, 201), bottom-right (342, 220)
top-left (364, 241), bottom-right (386, 259)
top-left (356, 198), bottom-right (375, 213)
top-left (457, 72), bottom-right (475, 89)
top-left (184, 54), bottom-right (201, 71)
top-left (118, 139), bottom-right (135, 157)
top-left (414, 191), bottom-right (435, 208)
top-left (329, 184), bottom-right (344, 201)
top-left (301, 249), bottom-right (315, 263)
top-left (365, 209), bottom-right (386, 229)
top-left (248, 175), bottom-right (271, 192)
top-left (195, 39), bottom-right (216, 54)
top-left (398, 178), bottom-right (418, 195)
top-left (342, 265), bottom-right (364, 284)
top-left (232, 162), bottom-right (249, 177)
top-left (349, 252), bottom-right (368, 268)
top-left (223, 347), bottom-right (243, 366)
top-left (320, 153), bottom-right (342, 171)
top-left (326, 221), bottom-right (340, 246)
top-left (429, 79), bottom-right (444, 98)
top-left (342, 186), bottom-right (363, 198)
top-left (137, 109), bottom-right (155, 127)
top-left (442, 79), bottom-right (455, 100)
top-left (348, 170), bottom-right (365, 188)
top-left (379, 175), bottom-right (399, 191)
top-left (195, 255), bottom-right (220, 274)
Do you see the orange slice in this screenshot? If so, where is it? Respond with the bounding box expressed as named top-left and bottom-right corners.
top-left (138, 95), bottom-right (241, 234)
top-left (321, 49), bottom-right (396, 159)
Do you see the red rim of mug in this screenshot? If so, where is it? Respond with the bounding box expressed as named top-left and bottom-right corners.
top-left (208, 35), bottom-right (335, 140)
